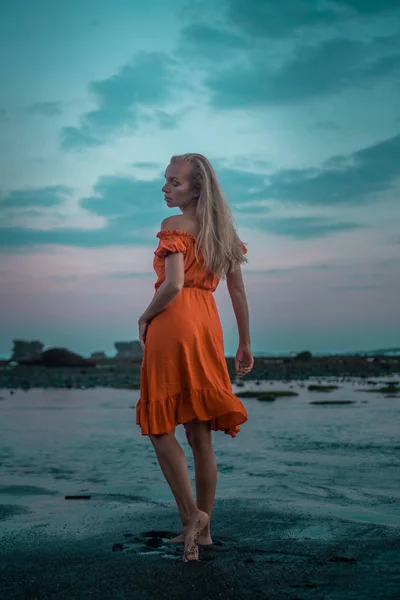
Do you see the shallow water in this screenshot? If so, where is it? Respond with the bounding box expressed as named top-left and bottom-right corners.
top-left (1, 377), bottom-right (399, 529)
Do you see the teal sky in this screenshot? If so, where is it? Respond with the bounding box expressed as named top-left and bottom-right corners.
top-left (1, 0), bottom-right (400, 358)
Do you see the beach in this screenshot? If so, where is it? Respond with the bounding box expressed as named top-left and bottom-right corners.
top-left (1, 499), bottom-right (400, 600)
top-left (1, 378), bottom-right (399, 598)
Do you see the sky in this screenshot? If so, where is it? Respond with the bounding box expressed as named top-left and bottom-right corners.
top-left (0, 0), bottom-right (400, 358)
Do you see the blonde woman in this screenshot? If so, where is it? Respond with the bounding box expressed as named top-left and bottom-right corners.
top-left (136, 153), bottom-right (254, 562)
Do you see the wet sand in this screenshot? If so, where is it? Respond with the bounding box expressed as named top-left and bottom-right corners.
top-left (1, 497), bottom-right (399, 599)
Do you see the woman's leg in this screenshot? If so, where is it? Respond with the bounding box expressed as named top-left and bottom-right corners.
top-left (149, 430), bottom-right (197, 528)
top-left (149, 430), bottom-right (209, 560)
top-left (184, 420), bottom-right (217, 543)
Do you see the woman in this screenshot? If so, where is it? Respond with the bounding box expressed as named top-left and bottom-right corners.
top-left (136, 153), bottom-right (253, 562)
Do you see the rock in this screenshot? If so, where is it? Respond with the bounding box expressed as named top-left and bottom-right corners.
top-left (112, 543), bottom-right (124, 552)
top-left (257, 394), bottom-right (277, 402)
top-left (90, 351), bottom-right (108, 360)
top-left (309, 400), bottom-right (356, 405)
top-left (114, 341), bottom-right (143, 360)
top-left (308, 385), bottom-right (339, 392)
top-left (295, 351), bottom-right (312, 361)
top-left (145, 537), bottom-right (163, 549)
top-left (42, 348), bottom-right (95, 368)
top-left (11, 339), bottom-right (44, 362)
top-left (237, 390), bottom-right (298, 399)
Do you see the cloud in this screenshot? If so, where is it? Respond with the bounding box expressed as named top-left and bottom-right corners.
top-left (60, 127), bottom-right (102, 150)
top-left (25, 102), bottom-right (63, 116)
top-left (60, 52), bottom-right (179, 150)
top-left (214, 133), bottom-right (400, 208)
top-left (79, 175), bottom-right (164, 218)
top-left (264, 133), bottom-right (400, 205)
top-left (334, 0), bottom-right (400, 15)
top-left (259, 217), bottom-right (361, 239)
top-left (176, 22), bottom-right (250, 63)
top-left (0, 185), bottom-right (72, 210)
top-left (0, 176), bottom-right (167, 251)
top-left (183, 22), bottom-right (249, 50)
top-left (2, 128), bottom-right (398, 251)
top-left (131, 161), bottom-right (162, 169)
top-left (153, 110), bottom-right (182, 130)
top-left (226, 0), bottom-right (400, 39)
top-left (212, 162), bottom-right (268, 203)
top-left (0, 225), bottom-right (135, 250)
top-left (205, 36), bottom-right (400, 108)
top-left (227, 0), bottom-right (339, 39)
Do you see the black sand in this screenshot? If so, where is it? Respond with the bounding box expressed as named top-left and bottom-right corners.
top-left (1, 498), bottom-right (399, 599)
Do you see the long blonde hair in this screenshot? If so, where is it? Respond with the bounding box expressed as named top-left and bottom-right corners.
top-left (170, 153), bottom-right (247, 279)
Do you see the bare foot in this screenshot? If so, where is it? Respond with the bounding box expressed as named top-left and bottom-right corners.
top-left (183, 509), bottom-right (209, 562)
top-left (168, 532), bottom-right (213, 546)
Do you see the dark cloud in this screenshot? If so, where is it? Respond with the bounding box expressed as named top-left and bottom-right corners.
top-left (205, 37), bottom-right (400, 108)
top-left (25, 101), bottom-right (63, 116)
top-left (60, 127), bottom-right (101, 150)
top-left (0, 176), bottom-right (168, 250)
top-left (227, 0), bottom-right (339, 39)
top-left (212, 162), bottom-right (268, 204)
top-left (0, 185), bottom-right (72, 210)
top-left (244, 216), bottom-right (361, 239)
top-left (3, 128), bottom-right (398, 252)
top-left (176, 22), bottom-right (250, 62)
top-left (79, 175), bottom-right (164, 219)
top-left (264, 133), bottom-right (400, 205)
top-left (0, 225), bottom-right (137, 250)
top-left (60, 53), bottom-right (179, 150)
top-left (153, 110), bottom-right (182, 130)
top-left (334, 0), bottom-right (400, 15)
top-left (213, 133), bottom-right (400, 210)
top-left (181, 22), bottom-right (249, 50)
top-left (226, 0), bottom-right (400, 39)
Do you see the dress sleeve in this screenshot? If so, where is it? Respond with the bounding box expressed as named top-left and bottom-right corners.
top-left (154, 231), bottom-right (187, 258)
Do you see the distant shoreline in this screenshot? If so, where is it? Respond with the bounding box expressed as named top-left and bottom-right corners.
top-left (0, 353), bottom-right (399, 390)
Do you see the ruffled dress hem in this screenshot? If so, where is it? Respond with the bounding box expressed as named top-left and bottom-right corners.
top-left (136, 386), bottom-right (247, 438)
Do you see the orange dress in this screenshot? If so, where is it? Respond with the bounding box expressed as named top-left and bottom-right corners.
top-left (136, 229), bottom-right (248, 438)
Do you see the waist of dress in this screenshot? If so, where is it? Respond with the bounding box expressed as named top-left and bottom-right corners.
top-left (182, 284), bottom-right (213, 293)
top-left (154, 282), bottom-right (213, 293)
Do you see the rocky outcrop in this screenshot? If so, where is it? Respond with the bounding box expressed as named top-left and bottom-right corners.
top-left (11, 340), bottom-right (44, 362)
top-left (41, 348), bottom-right (95, 367)
top-left (114, 341), bottom-right (143, 360)
top-left (295, 350), bottom-right (313, 361)
top-left (90, 351), bottom-right (108, 360)
top-left (17, 347), bottom-right (95, 367)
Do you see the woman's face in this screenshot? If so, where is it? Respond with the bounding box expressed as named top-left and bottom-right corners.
top-left (162, 161), bottom-right (195, 210)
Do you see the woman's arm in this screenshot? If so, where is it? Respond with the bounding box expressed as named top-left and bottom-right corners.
top-left (226, 267), bottom-right (251, 346)
top-left (139, 279), bottom-right (181, 322)
top-left (139, 253), bottom-right (185, 322)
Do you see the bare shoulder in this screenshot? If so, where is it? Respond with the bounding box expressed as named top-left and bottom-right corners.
top-left (160, 215), bottom-right (183, 231)
top-left (160, 215), bottom-right (198, 236)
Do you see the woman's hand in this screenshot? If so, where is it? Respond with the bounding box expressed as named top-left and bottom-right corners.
top-left (138, 317), bottom-right (150, 351)
top-left (235, 343), bottom-right (254, 378)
